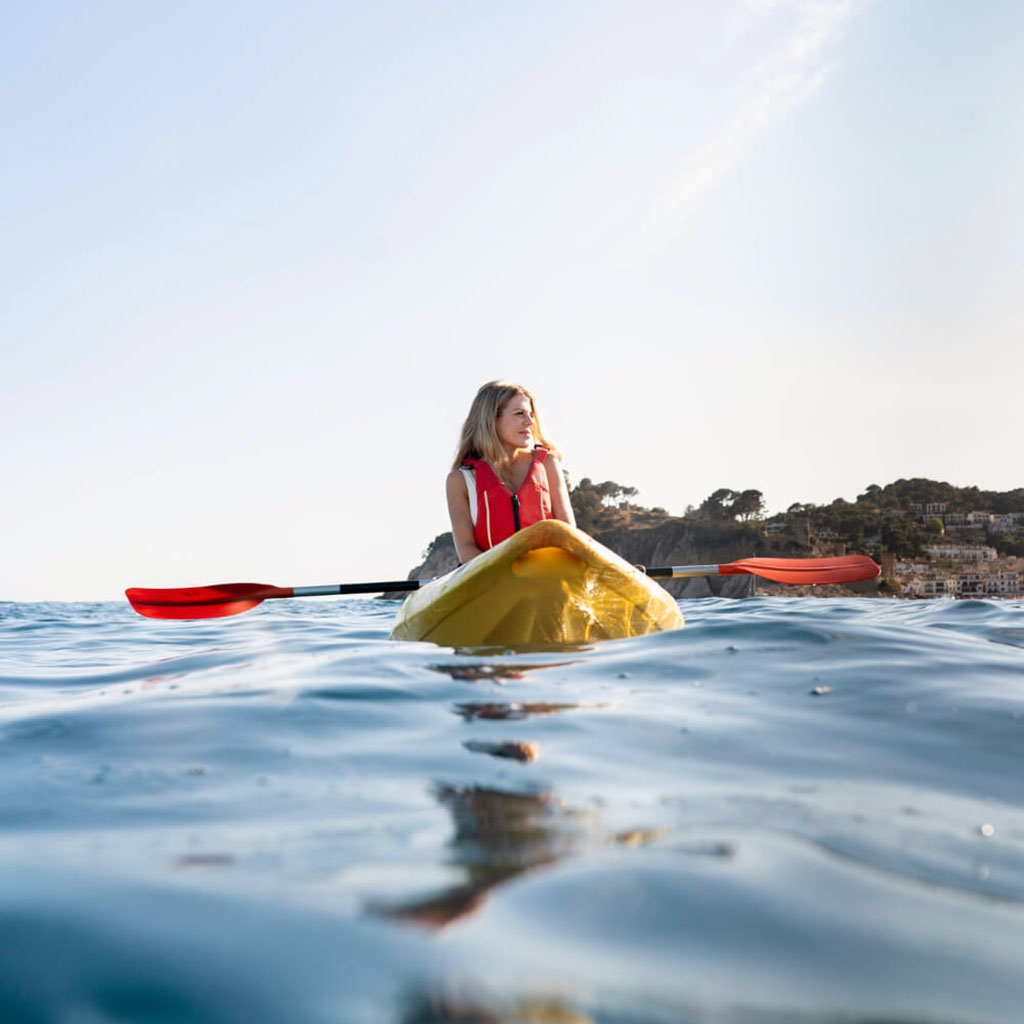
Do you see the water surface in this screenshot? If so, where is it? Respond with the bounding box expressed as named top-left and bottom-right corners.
top-left (1, 596), bottom-right (1023, 1023)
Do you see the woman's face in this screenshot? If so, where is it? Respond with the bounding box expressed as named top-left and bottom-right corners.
top-left (495, 393), bottom-right (534, 452)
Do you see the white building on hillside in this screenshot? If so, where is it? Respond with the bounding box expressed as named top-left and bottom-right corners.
top-left (895, 561), bottom-right (931, 577)
top-left (924, 544), bottom-right (997, 563)
top-left (991, 513), bottom-right (1024, 534)
top-left (909, 502), bottom-right (949, 521)
top-left (989, 571), bottom-right (1021, 596)
top-left (953, 571), bottom-right (988, 596)
top-left (903, 575), bottom-right (954, 597)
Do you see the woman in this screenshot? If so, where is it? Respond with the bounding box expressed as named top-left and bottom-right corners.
top-left (446, 382), bottom-right (575, 564)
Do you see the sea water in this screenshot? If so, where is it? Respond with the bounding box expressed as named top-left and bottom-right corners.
top-left (1, 596), bottom-right (1023, 1024)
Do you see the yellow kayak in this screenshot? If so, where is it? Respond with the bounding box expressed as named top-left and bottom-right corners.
top-left (390, 520), bottom-right (684, 647)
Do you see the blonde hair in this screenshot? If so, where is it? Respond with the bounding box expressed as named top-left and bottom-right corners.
top-left (452, 381), bottom-right (560, 483)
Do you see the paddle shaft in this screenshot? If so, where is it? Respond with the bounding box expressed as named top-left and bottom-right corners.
top-left (293, 581), bottom-right (427, 597)
top-left (645, 565), bottom-right (721, 579)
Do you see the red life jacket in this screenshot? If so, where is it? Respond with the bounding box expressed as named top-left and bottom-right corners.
top-left (461, 447), bottom-right (552, 551)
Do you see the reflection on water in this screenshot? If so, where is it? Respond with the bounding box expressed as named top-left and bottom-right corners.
top-left (400, 990), bottom-right (596, 1024)
top-left (463, 739), bottom-right (540, 762)
top-left (430, 659), bottom-right (578, 683)
top-left (453, 701), bottom-right (605, 721)
top-left (436, 663), bottom-right (529, 683)
top-left (372, 775), bottom-right (670, 933)
top-left (372, 785), bottom-right (588, 930)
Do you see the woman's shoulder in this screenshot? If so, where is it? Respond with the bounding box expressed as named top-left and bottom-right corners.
top-left (541, 452), bottom-right (565, 484)
top-left (447, 469), bottom-right (476, 514)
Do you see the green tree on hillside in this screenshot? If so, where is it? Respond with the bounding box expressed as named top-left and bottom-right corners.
top-left (594, 481), bottom-right (638, 506)
top-left (696, 488), bottom-right (765, 522)
top-left (732, 489), bottom-right (766, 522)
top-left (698, 488), bottom-right (737, 521)
top-left (880, 517), bottom-right (921, 558)
top-left (569, 478), bottom-right (643, 532)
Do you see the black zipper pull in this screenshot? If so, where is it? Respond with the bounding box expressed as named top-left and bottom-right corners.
top-left (511, 494), bottom-right (521, 532)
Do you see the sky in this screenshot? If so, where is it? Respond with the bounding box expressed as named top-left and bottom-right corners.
top-left (3, 0), bottom-right (1022, 601)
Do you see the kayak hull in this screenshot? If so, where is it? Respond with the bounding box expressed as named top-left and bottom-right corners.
top-left (390, 520), bottom-right (684, 647)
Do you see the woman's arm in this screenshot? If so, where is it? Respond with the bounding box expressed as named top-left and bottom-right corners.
top-left (544, 455), bottom-right (577, 528)
top-left (446, 469), bottom-right (485, 564)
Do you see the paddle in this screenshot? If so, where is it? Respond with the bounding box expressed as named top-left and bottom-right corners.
top-left (642, 554), bottom-right (880, 585)
top-left (126, 554), bottom-right (879, 620)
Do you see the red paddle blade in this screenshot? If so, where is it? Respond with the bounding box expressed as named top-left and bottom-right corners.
top-left (719, 555), bottom-right (880, 585)
top-left (125, 583), bottom-right (292, 620)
